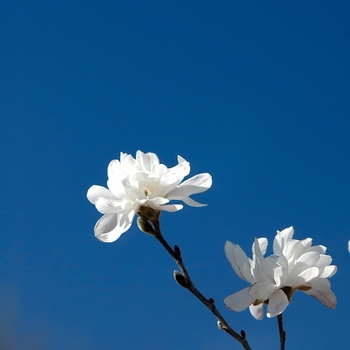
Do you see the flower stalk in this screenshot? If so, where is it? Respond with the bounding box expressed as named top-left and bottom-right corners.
top-left (146, 214), bottom-right (252, 350)
top-left (277, 314), bottom-right (286, 350)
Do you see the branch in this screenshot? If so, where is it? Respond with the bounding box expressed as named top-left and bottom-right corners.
top-left (277, 314), bottom-right (286, 350)
top-left (152, 219), bottom-right (251, 350)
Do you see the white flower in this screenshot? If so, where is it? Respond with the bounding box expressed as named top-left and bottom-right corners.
top-left (348, 240), bottom-right (350, 253)
top-left (224, 227), bottom-right (337, 320)
top-left (87, 151), bottom-right (212, 242)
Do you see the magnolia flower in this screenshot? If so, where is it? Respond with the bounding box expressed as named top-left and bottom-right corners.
top-left (87, 151), bottom-right (212, 242)
top-left (224, 227), bottom-right (337, 320)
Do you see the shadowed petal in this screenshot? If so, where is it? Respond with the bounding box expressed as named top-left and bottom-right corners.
top-left (225, 241), bottom-right (254, 282)
top-left (307, 278), bottom-right (331, 291)
top-left (249, 304), bottom-right (264, 320)
top-left (318, 265), bottom-right (337, 278)
top-left (304, 288), bottom-right (337, 309)
top-left (249, 282), bottom-right (276, 301)
top-left (224, 287), bottom-right (256, 312)
top-left (288, 267), bottom-right (319, 287)
top-left (267, 290), bottom-right (289, 317)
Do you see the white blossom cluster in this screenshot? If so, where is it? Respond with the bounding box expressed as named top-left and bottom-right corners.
top-left (224, 227), bottom-right (337, 319)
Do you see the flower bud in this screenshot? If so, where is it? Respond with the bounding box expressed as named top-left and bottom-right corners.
top-left (217, 321), bottom-right (224, 330)
top-left (174, 245), bottom-right (181, 259)
top-left (137, 217), bottom-right (156, 235)
top-left (138, 206), bottom-right (160, 222)
top-left (173, 270), bottom-right (189, 288)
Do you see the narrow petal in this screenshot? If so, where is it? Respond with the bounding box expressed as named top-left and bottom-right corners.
top-left (171, 196), bottom-right (207, 207)
top-left (225, 241), bottom-right (254, 283)
top-left (224, 287), bottom-right (256, 312)
top-left (304, 288), bottom-right (337, 309)
top-left (307, 278), bottom-right (331, 291)
top-left (225, 241), bottom-right (244, 280)
top-left (267, 290), bottom-right (289, 317)
top-left (94, 212), bottom-right (134, 243)
top-left (249, 303), bottom-right (264, 320)
top-left (256, 237), bottom-right (268, 256)
top-left (166, 173), bottom-right (212, 198)
top-left (158, 204), bottom-right (183, 212)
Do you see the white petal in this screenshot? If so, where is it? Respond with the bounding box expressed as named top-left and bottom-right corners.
top-left (348, 240), bottom-right (350, 253)
top-left (120, 153), bottom-right (138, 172)
top-left (94, 197), bottom-right (125, 214)
top-left (257, 237), bottom-right (268, 255)
top-left (158, 204), bottom-right (183, 212)
top-left (224, 287), bottom-right (256, 312)
top-left (167, 173), bottom-right (212, 198)
top-left (249, 303), bottom-right (264, 320)
top-left (107, 159), bottom-right (124, 178)
top-left (307, 278), bottom-right (331, 291)
top-left (107, 178), bottom-right (135, 201)
top-left (136, 151), bottom-right (160, 172)
top-left (286, 238), bottom-right (312, 261)
top-left (288, 252), bottom-right (320, 280)
top-left (318, 265), bottom-right (337, 278)
top-left (304, 244), bottom-right (327, 255)
top-left (171, 196), bottom-right (207, 207)
top-left (87, 185), bottom-right (117, 204)
top-left (94, 212), bottom-right (134, 243)
top-left (273, 227), bottom-right (294, 256)
top-left (304, 288), bottom-right (337, 309)
top-left (249, 282), bottom-right (276, 301)
top-left (225, 241), bottom-right (254, 283)
top-left (159, 157), bottom-right (190, 191)
top-left (267, 290), bottom-right (289, 317)
top-left (288, 267), bottom-right (319, 287)
top-left (274, 265), bottom-right (288, 287)
top-left (316, 254), bottom-right (332, 268)
top-left (146, 197), bottom-right (170, 206)
top-left (139, 198), bottom-right (183, 212)
top-left (296, 251), bottom-right (320, 266)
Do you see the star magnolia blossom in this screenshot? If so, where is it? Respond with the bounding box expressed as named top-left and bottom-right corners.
top-left (224, 227), bottom-right (337, 320)
top-left (87, 151), bottom-right (212, 242)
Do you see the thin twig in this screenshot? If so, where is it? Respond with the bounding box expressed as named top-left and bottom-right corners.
top-left (152, 219), bottom-right (251, 350)
top-left (277, 314), bottom-right (286, 350)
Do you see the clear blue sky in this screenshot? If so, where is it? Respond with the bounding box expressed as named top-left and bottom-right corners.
top-left (1, 1), bottom-right (349, 349)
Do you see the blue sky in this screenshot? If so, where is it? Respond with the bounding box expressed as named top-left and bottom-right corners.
top-left (1, 1), bottom-right (350, 349)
